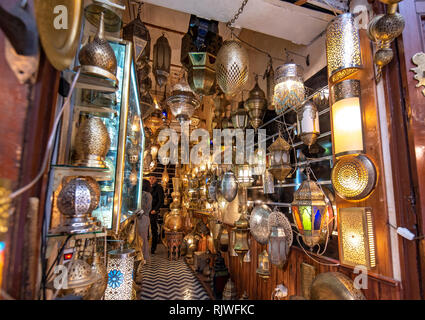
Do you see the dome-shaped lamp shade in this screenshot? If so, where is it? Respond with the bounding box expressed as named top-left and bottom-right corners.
top-left (326, 13), bottom-right (362, 84)
top-left (153, 34), bottom-right (171, 88)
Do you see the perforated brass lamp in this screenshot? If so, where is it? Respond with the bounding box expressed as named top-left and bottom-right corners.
top-left (231, 99), bottom-right (249, 129)
top-left (338, 207), bottom-right (376, 269)
top-left (330, 80), bottom-right (363, 157)
top-left (326, 13), bottom-right (362, 84)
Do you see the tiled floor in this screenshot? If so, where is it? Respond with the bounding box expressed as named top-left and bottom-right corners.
top-left (139, 244), bottom-right (210, 300)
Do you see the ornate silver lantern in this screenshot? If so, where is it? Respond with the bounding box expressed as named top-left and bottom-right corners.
top-left (268, 209), bottom-right (293, 268)
top-left (216, 40), bottom-right (249, 96)
top-left (273, 63), bottom-right (305, 114)
top-left (268, 136), bottom-right (292, 181)
top-left (166, 76), bottom-right (200, 124)
top-left (245, 76), bottom-right (267, 129)
top-left (153, 34), bottom-right (171, 88)
top-left (297, 101), bottom-right (320, 147)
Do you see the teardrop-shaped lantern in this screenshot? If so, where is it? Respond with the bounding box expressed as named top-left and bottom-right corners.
top-left (216, 40), bottom-right (249, 96)
top-left (153, 34), bottom-right (171, 88)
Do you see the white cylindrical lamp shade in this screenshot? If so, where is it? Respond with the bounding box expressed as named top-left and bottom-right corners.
top-left (104, 248), bottom-right (135, 300)
top-left (330, 79), bottom-right (363, 157)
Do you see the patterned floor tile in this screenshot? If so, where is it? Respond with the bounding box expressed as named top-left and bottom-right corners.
top-left (139, 244), bottom-right (210, 300)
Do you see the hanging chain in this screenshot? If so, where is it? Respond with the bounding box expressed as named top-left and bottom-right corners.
top-left (226, 0), bottom-right (249, 27)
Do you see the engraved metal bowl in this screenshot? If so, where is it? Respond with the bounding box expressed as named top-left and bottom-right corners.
top-left (310, 272), bottom-right (366, 300)
top-left (249, 204), bottom-right (272, 245)
top-left (74, 117), bottom-right (111, 168)
top-left (216, 40), bottom-right (249, 96)
top-left (217, 171), bottom-right (238, 203)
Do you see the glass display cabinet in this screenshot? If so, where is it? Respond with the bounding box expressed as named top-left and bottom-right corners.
top-left (48, 38), bottom-right (145, 235)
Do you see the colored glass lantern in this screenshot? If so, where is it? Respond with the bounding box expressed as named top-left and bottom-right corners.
top-left (297, 101), bottom-right (320, 147)
top-left (186, 52), bottom-right (217, 95)
top-left (153, 34), bottom-right (171, 88)
top-left (104, 248), bottom-right (135, 300)
top-left (291, 177), bottom-right (333, 248)
top-left (326, 13), bottom-right (362, 84)
top-left (268, 136), bottom-right (291, 181)
top-left (338, 207), bottom-right (376, 269)
top-left (256, 250), bottom-right (271, 279)
top-left (273, 63), bottom-right (305, 114)
top-left (330, 79), bottom-right (363, 157)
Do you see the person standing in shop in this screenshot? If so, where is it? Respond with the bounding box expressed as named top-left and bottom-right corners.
top-left (149, 175), bottom-right (164, 254)
top-left (138, 180), bottom-right (152, 263)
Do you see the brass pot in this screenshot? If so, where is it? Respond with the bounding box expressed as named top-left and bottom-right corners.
top-left (74, 117), bottom-right (111, 168)
top-left (164, 212), bottom-right (183, 232)
top-left (78, 12), bottom-right (118, 81)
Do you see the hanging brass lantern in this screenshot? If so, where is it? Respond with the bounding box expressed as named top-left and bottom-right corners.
top-left (78, 12), bottom-right (118, 82)
top-left (273, 63), bottom-right (304, 114)
top-left (297, 101), bottom-right (320, 147)
top-left (222, 278), bottom-right (238, 300)
top-left (74, 116), bottom-right (111, 168)
top-left (216, 40), bottom-right (249, 96)
top-left (256, 250), bottom-right (271, 279)
top-left (233, 213), bottom-right (250, 263)
top-left (122, 4), bottom-right (150, 65)
top-left (161, 166), bottom-right (169, 190)
top-left (231, 99), bottom-right (249, 129)
top-left (166, 76), bottom-right (201, 124)
top-left (235, 163), bottom-right (254, 188)
top-left (268, 136), bottom-right (291, 181)
top-left (291, 175), bottom-right (333, 249)
top-left (145, 107), bottom-right (163, 135)
top-left (245, 76), bottom-right (267, 129)
top-left (153, 34), bottom-right (171, 88)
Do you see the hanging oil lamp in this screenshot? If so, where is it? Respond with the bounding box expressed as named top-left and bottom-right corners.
top-left (256, 250), bottom-right (271, 279)
top-left (268, 135), bottom-right (291, 181)
top-left (216, 40), bottom-right (249, 96)
top-left (245, 75), bottom-right (267, 129)
top-left (166, 75), bottom-right (201, 124)
top-left (273, 62), bottom-right (305, 114)
top-left (153, 34), bottom-right (171, 88)
top-left (291, 171), bottom-right (333, 249)
top-left (297, 101), bottom-right (320, 147)
top-left (78, 12), bottom-right (118, 82)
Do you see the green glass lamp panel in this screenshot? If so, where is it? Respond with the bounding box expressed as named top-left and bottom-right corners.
top-left (300, 206), bottom-right (312, 231)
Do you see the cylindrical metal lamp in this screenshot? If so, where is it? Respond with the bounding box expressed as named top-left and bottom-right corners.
top-left (326, 13), bottom-right (362, 84)
top-left (104, 248), bottom-right (136, 300)
top-left (297, 101), bottom-right (320, 147)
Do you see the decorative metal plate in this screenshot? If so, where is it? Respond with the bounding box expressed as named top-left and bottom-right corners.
top-left (249, 204), bottom-right (272, 245)
top-left (34, 0), bottom-right (83, 71)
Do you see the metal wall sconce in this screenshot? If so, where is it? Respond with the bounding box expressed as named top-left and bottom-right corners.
top-left (326, 13), bottom-right (362, 84)
top-left (338, 207), bottom-right (376, 269)
top-left (368, 0), bottom-right (405, 81)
